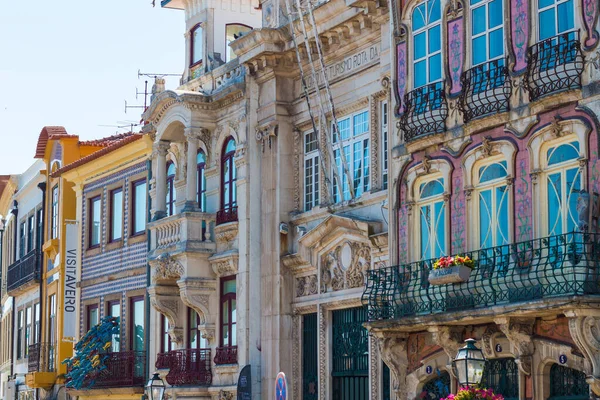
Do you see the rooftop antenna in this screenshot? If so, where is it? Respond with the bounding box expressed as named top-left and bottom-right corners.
top-left (137, 69), bottom-right (180, 79)
top-left (98, 122), bottom-right (142, 133)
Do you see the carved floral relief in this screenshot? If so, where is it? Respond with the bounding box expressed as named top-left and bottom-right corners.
top-left (321, 242), bottom-right (371, 293)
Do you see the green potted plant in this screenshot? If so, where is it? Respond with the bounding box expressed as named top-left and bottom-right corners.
top-left (428, 255), bottom-right (475, 285)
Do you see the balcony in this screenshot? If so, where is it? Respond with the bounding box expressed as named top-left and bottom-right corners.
top-left (216, 206), bottom-right (238, 226)
top-left (155, 348), bottom-right (212, 386)
top-left (149, 211), bottom-right (215, 255)
top-left (458, 59), bottom-right (511, 122)
top-left (399, 82), bottom-right (448, 142)
top-left (362, 232), bottom-right (600, 323)
top-left (68, 351), bottom-right (146, 389)
top-left (214, 345), bottom-right (237, 365)
top-left (26, 343), bottom-right (56, 389)
top-left (7, 249), bottom-right (41, 295)
top-left (525, 32), bottom-right (584, 101)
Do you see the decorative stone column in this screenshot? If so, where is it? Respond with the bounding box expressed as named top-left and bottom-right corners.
top-left (154, 141), bottom-right (170, 220)
top-left (183, 129), bottom-right (201, 211)
top-left (373, 332), bottom-right (409, 400)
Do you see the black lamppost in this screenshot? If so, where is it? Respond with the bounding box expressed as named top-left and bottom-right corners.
top-left (144, 372), bottom-right (166, 400)
top-left (453, 339), bottom-right (486, 388)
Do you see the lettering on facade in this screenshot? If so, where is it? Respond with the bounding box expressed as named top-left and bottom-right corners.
top-left (63, 222), bottom-right (79, 342)
top-left (302, 44), bottom-right (380, 90)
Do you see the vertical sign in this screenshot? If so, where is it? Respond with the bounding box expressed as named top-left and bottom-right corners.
top-left (237, 364), bottom-right (252, 400)
top-left (63, 222), bottom-right (78, 342)
top-left (275, 372), bottom-right (287, 400)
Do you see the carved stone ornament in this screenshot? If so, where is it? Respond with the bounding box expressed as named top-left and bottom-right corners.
top-left (296, 275), bottom-right (318, 297)
top-left (178, 279), bottom-right (214, 325)
top-left (320, 242), bottom-right (371, 293)
top-left (550, 115), bottom-right (564, 138)
top-left (421, 156), bottom-right (432, 174)
top-left (200, 327), bottom-right (215, 343)
top-left (481, 325), bottom-right (500, 358)
top-left (210, 256), bottom-right (238, 277)
top-left (429, 326), bottom-right (464, 360)
top-left (213, 390), bottom-right (234, 400)
top-left (215, 222), bottom-right (239, 245)
top-left (151, 254), bottom-right (184, 283)
top-left (373, 333), bottom-right (409, 399)
top-left (495, 317), bottom-right (535, 375)
top-left (480, 136), bottom-right (493, 157)
top-left (566, 311), bottom-right (600, 396)
top-left (255, 122), bottom-right (279, 151)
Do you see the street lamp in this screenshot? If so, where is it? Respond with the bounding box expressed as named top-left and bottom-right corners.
top-left (145, 372), bottom-right (165, 400)
top-left (453, 338), bottom-right (486, 388)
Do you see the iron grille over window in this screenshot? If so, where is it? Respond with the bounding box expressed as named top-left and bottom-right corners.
top-left (481, 358), bottom-right (519, 400)
top-left (302, 313), bottom-right (318, 400)
top-left (458, 59), bottom-right (510, 122)
top-left (549, 364), bottom-right (589, 399)
top-left (400, 82), bottom-right (447, 142)
top-left (419, 370), bottom-right (450, 399)
top-left (524, 32), bottom-right (584, 101)
top-left (332, 307), bottom-right (368, 400)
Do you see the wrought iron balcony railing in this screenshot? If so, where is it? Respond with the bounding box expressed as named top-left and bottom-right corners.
top-left (86, 351), bottom-right (146, 388)
top-left (458, 59), bottom-right (511, 122)
top-left (28, 342), bottom-right (53, 373)
top-left (362, 232), bottom-right (600, 322)
top-left (155, 348), bottom-right (212, 386)
top-left (214, 345), bottom-right (238, 365)
top-left (7, 249), bottom-right (41, 295)
top-left (524, 32), bottom-right (584, 101)
top-left (216, 206), bottom-right (238, 225)
top-left (400, 81), bottom-right (448, 142)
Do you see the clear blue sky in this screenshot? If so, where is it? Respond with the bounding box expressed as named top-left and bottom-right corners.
top-left (0, 0), bottom-right (184, 174)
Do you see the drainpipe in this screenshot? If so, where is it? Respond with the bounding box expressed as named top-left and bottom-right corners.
top-left (145, 159), bottom-right (152, 383)
top-left (37, 182), bottom-right (46, 400)
top-left (9, 201), bottom-right (18, 380)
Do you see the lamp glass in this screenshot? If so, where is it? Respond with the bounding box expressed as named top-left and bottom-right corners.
top-left (146, 372), bottom-right (165, 400)
top-left (453, 339), bottom-right (486, 387)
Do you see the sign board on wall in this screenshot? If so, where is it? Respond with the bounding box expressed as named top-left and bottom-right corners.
top-left (237, 364), bottom-right (252, 400)
top-left (63, 222), bottom-right (79, 342)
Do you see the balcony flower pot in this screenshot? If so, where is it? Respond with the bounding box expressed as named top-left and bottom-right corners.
top-left (428, 265), bottom-right (472, 285)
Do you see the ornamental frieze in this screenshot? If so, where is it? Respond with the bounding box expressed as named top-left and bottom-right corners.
top-left (320, 241), bottom-right (371, 293)
top-left (296, 275), bottom-right (318, 297)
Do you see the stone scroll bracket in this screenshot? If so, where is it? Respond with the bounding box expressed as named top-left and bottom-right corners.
top-left (428, 325), bottom-right (465, 377)
top-left (177, 277), bottom-right (217, 344)
top-left (372, 332), bottom-right (408, 400)
top-left (495, 317), bottom-right (535, 375)
top-left (566, 310), bottom-right (600, 396)
top-left (148, 286), bottom-right (184, 346)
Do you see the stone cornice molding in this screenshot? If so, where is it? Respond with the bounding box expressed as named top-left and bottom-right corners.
top-left (495, 317), bottom-right (535, 375)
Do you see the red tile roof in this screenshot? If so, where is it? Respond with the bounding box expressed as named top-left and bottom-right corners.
top-left (52, 133), bottom-right (144, 177)
top-left (34, 126), bottom-right (72, 158)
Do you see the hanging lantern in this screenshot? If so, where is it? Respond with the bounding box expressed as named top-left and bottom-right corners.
top-left (453, 338), bottom-right (486, 388)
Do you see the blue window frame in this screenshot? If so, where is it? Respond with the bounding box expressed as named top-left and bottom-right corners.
top-left (471, 0), bottom-right (504, 66)
top-left (538, 0), bottom-right (574, 41)
top-left (477, 161), bottom-right (510, 249)
top-left (418, 178), bottom-right (446, 260)
top-left (166, 162), bottom-right (176, 217)
top-left (412, 0), bottom-right (442, 88)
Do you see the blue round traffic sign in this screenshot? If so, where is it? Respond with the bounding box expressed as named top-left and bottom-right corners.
top-left (275, 372), bottom-right (287, 400)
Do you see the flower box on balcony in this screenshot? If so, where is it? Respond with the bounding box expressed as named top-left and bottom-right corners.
top-left (428, 265), bottom-right (472, 285)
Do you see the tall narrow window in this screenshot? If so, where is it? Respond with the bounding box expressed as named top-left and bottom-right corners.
top-left (110, 188), bottom-right (123, 242)
top-left (19, 221), bottom-right (26, 259)
top-left (27, 215), bottom-right (35, 253)
top-left (381, 101), bottom-right (389, 190)
top-left (132, 179), bottom-right (147, 236)
top-left (87, 304), bottom-right (99, 332)
top-left (197, 151), bottom-right (207, 212)
top-left (166, 162), bottom-right (176, 217)
top-left (191, 24), bottom-right (203, 66)
top-left (412, 0), bottom-right (442, 88)
top-left (220, 138), bottom-right (237, 218)
top-left (226, 24), bottom-right (252, 62)
top-left (17, 310), bottom-right (23, 359)
top-left (304, 131), bottom-right (320, 211)
top-left (49, 294), bottom-right (56, 371)
top-left (89, 196), bottom-right (101, 248)
top-left (333, 111), bottom-right (370, 202)
top-left (471, 0), bottom-right (504, 66)
top-left (51, 185), bottom-right (58, 239)
top-left (188, 308), bottom-right (207, 349)
top-left (131, 297), bottom-right (145, 352)
top-left (25, 306), bottom-right (31, 357)
top-left (220, 276), bottom-right (237, 350)
top-left (476, 161), bottom-right (510, 249)
top-left (33, 303), bottom-right (40, 344)
top-left (36, 209), bottom-right (43, 250)
top-left (161, 315), bottom-right (175, 353)
top-left (108, 301), bottom-right (121, 352)
top-left (417, 178), bottom-right (447, 260)
top-left (545, 141), bottom-right (582, 236)
top-left (538, 0), bottom-right (574, 41)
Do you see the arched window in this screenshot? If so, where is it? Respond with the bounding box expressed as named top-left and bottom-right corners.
top-left (544, 141), bottom-right (581, 236)
top-left (226, 24), bottom-right (252, 62)
top-left (416, 177), bottom-right (447, 260)
top-left (549, 364), bottom-right (589, 399)
top-left (412, 0), bottom-right (442, 89)
top-left (419, 370), bottom-right (450, 399)
top-left (475, 161), bottom-right (510, 249)
top-left (481, 358), bottom-right (519, 400)
top-left (197, 151), bottom-right (207, 212)
top-left (190, 23), bottom-right (203, 66)
top-left (166, 162), bottom-right (176, 217)
top-left (218, 138), bottom-right (237, 224)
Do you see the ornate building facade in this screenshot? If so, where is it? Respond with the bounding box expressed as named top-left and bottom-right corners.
top-left (363, 0), bottom-right (600, 398)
